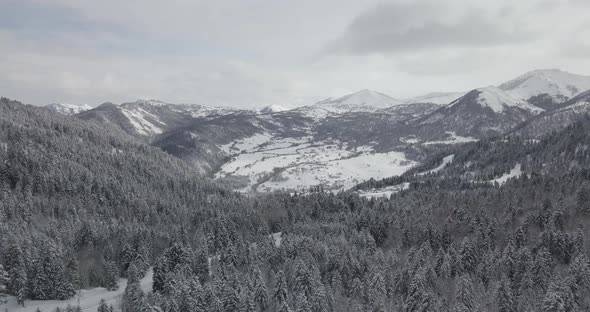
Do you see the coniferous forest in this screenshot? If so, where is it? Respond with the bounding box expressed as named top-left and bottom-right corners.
top-left (2, 95), bottom-right (590, 312)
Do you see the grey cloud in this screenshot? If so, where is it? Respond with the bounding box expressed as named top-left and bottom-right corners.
top-left (561, 43), bottom-right (590, 59)
top-left (327, 2), bottom-right (534, 55)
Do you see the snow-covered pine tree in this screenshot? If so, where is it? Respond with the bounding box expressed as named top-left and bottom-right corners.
top-left (122, 264), bottom-right (145, 312)
top-left (274, 270), bottom-right (290, 312)
top-left (253, 266), bottom-right (269, 310)
top-left (0, 264), bottom-right (8, 304)
top-left (497, 277), bottom-right (515, 312)
top-left (97, 299), bottom-right (110, 312)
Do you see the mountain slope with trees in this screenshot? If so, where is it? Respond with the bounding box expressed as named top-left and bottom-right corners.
top-left (3, 96), bottom-right (590, 311)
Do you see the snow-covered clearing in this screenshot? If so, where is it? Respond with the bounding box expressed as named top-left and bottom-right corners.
top-left (423, 132), bottom-right (477, 145)
top-left (357, 182), bottom-right (410, 199)
top-left (215, 133), bottom-right (417, 192)
top-left (270, 232), bottom-right (283, 247)
top-left (2, 269), bottom-right (153, 312)
top-left (489, 163), bottom-right (522, 185)
top-left (417, 155), bottom-right (454, 176)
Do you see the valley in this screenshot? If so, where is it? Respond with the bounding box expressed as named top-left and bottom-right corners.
top-left (50, 69), bottom-right (590, 193)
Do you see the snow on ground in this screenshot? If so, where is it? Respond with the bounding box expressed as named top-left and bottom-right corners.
top-left (121, 107), bottom-right (164, 135)
top-left (489, 163), bottom-right (522, 185)
top-left (258, 150), bottom-right (416, 192)
top-left (400, 137), bottom-right (420, 144)
top-left (219, 132), bottom-right (274, 155)
top-left (357, 182), bottom-right (410, 199)
top-left (473, 86), bottom-right (543, 113)
top-left (423, 132), bottom-right (478, 145)
top-left (46, 103), bottom-right (93, 115)
top-left (215, 135), bottom-right (417, 192)
top-left (417, 154), bottom-right (454, 176)
top-left (2, 269), bottom-right (153, 312)
top-left (270, 232), bottom-right (283, 247)
top-left (294, 106), bottom-right (334, 121)
top-left (314, 89), bottom-right (402, 113)
top-left (499, 69), bottom-right (590, 101)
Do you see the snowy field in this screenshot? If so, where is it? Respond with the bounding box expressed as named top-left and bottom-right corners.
top-left (417, 154), bottom-right (454, 176)
top-left (215, 133), bottom-right (417, 192)
top-left (423, 132), bottom-right (477, 145)
top-left (489, 163), bottom-right (522, 185)
top-left (2, 269), bottom-right (153, 312)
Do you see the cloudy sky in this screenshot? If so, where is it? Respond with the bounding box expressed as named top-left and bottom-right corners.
top-left (1, 0), bottom-right (589, 108)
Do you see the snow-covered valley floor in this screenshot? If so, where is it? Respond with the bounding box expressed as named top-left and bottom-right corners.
top-left (215, 133), bottom-right (417, 192)
top-left (2, 269), bottom-right (153, 312)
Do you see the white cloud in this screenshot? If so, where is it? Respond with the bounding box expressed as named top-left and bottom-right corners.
top-left (0, 0), bottom-right (589, 107)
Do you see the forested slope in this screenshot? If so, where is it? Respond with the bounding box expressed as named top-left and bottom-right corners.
top-left (1, 98), bottom-right (590, 312)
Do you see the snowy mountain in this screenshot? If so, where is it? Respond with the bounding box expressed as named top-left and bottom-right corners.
top-left (78, 99), bottom-right (241, 138)
top-left (417, 87), bottom-right (543, 139)
top-left (498, 69), bottom-right (590, 109)
top-left (72, 69), bottom-right (590, 193)
top-left (258, 104), bottom-right (291, 114)
top-left (46, 102), bottom-right (93, 115)
top-left (513, 88), bottom-right (590, 137)
top-left (314, 89), bottom-right (402, 112)
top-left (469, 86), bottom-right (543, 113)
top-left (403, 92), bottom-right (466, 105)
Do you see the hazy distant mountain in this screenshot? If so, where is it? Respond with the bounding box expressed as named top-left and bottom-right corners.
top-left (313, 89), bottom-right (402, 112)
top-left (403, 92), bottom-right (466, 105)
top-left (258, 104), bottom-right (291, 114)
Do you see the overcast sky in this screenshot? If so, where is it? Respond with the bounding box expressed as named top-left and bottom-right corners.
top-left (1, 0), bottom-right (589, 108)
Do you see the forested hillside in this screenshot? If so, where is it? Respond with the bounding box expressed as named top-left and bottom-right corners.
top-left (2, 97), bottom-right (590, 312)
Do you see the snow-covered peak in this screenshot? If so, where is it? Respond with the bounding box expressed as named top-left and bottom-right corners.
top-left (123, 99), bottom-right (172, 107)
top-left (314, 89), bottom-right (401, 112)
top-left (498, 69), bottom-right (590, 101)
top-left (403, 92), bottom-right (466, 105)
top-left (258, 104), bottom-right (291, 114)
top-left (472, 86), bottom-right (544, 113)
top-left (293, 106), bottom-right (334, 121)
top-left (45, 103), bottom-right (93, 115)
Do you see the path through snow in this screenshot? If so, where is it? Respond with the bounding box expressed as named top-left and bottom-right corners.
top-left (1, 268), bottom-right (153, 312)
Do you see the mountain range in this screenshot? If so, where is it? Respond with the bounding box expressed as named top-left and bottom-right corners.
top-left (41, 69), bottom-right (590, 192)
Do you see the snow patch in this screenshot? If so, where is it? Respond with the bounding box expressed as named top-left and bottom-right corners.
top-left (120, 108), bottom-right (164, 135)
top-left (357, 182), bottom-right (410, 199)
top-left (417, 154), bottom-right (454, 176)
top-left (423, 132), bottom-right (478, 145)
top-left (474, 86), bottom-right (543, 113)
top-left (270, 232), bottom-right (283, 247)
top-left (489, 163), bottom-right (522, 185)
top-left (2, 269), bottom-right (153, 312)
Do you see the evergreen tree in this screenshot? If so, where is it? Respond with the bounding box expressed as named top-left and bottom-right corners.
top-left (0, 264), bottom-right (8, 304)
top-left (97, 299), bottom-right (110, 312)
top-left (122, 264), bottom-right (145, 312)
top-left (497, 278), bottom-right (515, 312)
top-left (7, 244), bottom-right (28, 306)
top-left (274, 271), bottom-right (290, 312)
top-left (454, 275), bottom-right (475, 311)
top-left (542, 279), bottom-right (575, 312)
top-left (295, 292), bottom-right (312, 312)
top-left (253, 266), bottom-right (269, 311)
top-left (103, 261), bottom-right (119, 291)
